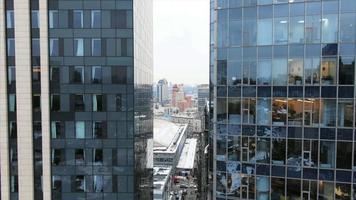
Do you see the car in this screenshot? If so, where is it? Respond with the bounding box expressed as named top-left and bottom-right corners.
top-left (179, 184), bottom-right (189, 189)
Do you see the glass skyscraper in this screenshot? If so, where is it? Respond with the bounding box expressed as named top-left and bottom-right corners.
top-left (0, 0), bottom-right (153, 200)
top-left (210, 0), bottom-right (356, 199)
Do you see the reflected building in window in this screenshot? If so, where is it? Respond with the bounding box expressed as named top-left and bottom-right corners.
top-left (0, 0), bottom-right (153, 200)
top-left (210, 0), bottom-right (356, 199)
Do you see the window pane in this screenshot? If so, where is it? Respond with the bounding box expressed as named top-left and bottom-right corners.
top-left (339, 57), bottom-right (355, 85)
top-left (92, 94), bottom-right (103, 112)
top-left (76, 122), bottom-right (85, 139)
top-left (7, 38), bottom-right (15, 56)
top-left (229, 20), bottom-right (242, 46)
top-left (274, 18), bottom-right (288, 44)
top-left (32, 39), bottom-right (40, 56)
top-left (33, 94), bottom-right (41, 112)
top-left (304, 58), bottom-right (320, 85)
top-left (31, 10), bottom-right (39, 28)
top-left (73, 10), bottom-right (83, 28)
top-left (243, 19), bottom-right (257, 45)
top-left (272, 59), bottom-right (287, 85)
top-left (74, 94), bottom-right (85, 111)
top-left (74, 39), bottom-right (84, 56)
top-left (272, 99), bottom-right (287, 125)
top-left (73, 66), bottom-right (84, 83)
top-left (321, 99), bottom-right (336, 127)
top-left (257, 18), bottom-right (272, 45)
top-left (288, 58), bottom-right (303, 85)
top-left (322, 14), bottom-right (338, 43)
top-left (74, 176), bottom-right (85, 192)
top-left (92, 66), bottom-right (102, 83)
top-left (290, 16), bottom-right (304, 43)
top-left (257, 98), bottom-right (271, 125)
top-left (49, 10), bottom-right (58, 28)
top-left (340, 13), bottom-right (356, 42)
top-left (91, 10), bottom-right (101, 28)
top-left (51, 94), bottom-right (60, 111)
top-left (93, 176), bottom-right (103, 192)
top-left (92, 39), bottom-right (101, 56)
top-left (257, 59), bottom-right (271, 85)
top-left (7, 10), bottom-right (14, 28)
top-left (337, 99), bottom-right (353, 127)
top-left (304, 99), bottom-right (320, 126)
top-left (9, 94), bottom-right (16, 112)
top-left (227, 61), bottom-right (241, 85)
top-left (112, 67), bottom-right (127, 84)
top-left (50, 67), bottom-right (60, 82)
top-left (321, 57), bottom-right (337, 85)
top-left (305, 15), bottom-right (321, 43)
top-left (320, 141), bottom-right (335, 168)
top-left (50, 39), bottom-right (59, 56)
top-left (8, 66), bottom-right (16, 85)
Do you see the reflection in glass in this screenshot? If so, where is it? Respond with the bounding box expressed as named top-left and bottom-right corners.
top-left (272, 99), bottom-right (287, 125)
top-left (74, 38), bottom-right (84, 56)
top-left (321, 57), bottom-right (337, 85)
top-left (272, 59), bottom-right (288, 85)
top-left (320, 141), bottom-right (335, 168)
top-left (274, 17), bottom-right (288, 44)
top-left (303, 99), bottom-right (320, 126)
top-left (305, 15), bottom-right (321, 43)
top-left (322, 14), bottom-right (338, 43)
top-left (257, 59), bottom-right (272, 85)
top-left (321, 99), bottom-right (336, 127)
top-left (304, 58), bottom-right (320, 85)
top-left (288, 99), bottom-right (303, 126)
top-left (337, 99), bottom-right (353, 127)
top-left (288, 58), bottom-right (303, 85)
top-left (290, 16), bottom-right (304, 43)
top-left (257, 98), bottom-right (271, 125)
top-left (242, 98), bottom-right (256, 124)
top-left (257, 18), bottom-right (272, 45)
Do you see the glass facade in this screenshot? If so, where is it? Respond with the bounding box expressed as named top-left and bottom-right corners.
top-left (48, 0), bottom-right (152, 199)
top-left (211, 0), bottom-right (356, 199)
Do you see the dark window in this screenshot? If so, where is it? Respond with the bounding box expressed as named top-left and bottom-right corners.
top-left (51, 94), bottom-right (60, 111)
top-left (75, 149), bottom-right (85, 164)
top-left (6, 10), bottom-right (14, 28)
top-left (10, 176), bottom-right (18, 193)
top-left (52, 176), bottom-right (62, 192)
top-left (74, 94), bottom-right (85, 111)
top-left (93, 121), bottom-right (106, 139)
top-left (33, 121), bottom-right (42, 139)
top-left (33, 94), bottom-right (41, 112)
top-left (52, 149), bottom-right (65, 165)
top-left (116, 94), bottom-right (123, 111)
top-left (92, 94), bottom-right (103, 112)
top-left (73, 175), bottom-right (85, 192)
top-left (50, 67), bottom-right (60, 82)
top-left (94, 149), bottom-right (103, 164)
top-left (91, 66), bottom-right (102, 83)
top-left (339, 57), bottom-right (355, 85)
top-left (51, 121), bottom-right (62, 139)
top-left (10, 121), bottom-right (17, 138)
top-left (9, 94), bottom-right (16, 112)
top-left (72, 66), bottom-right (84, 83)
top-left (112, 67), bottom-right (127, 84)
top-left (32, 66), bottom-right (40, 82)
top-left (50, 39), bottom-right (59, 56)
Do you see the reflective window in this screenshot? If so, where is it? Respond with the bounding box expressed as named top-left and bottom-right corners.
top-left (272, 59), bottom-right (287, 85)
top-left (272, 99), bottom-right (287, 125)
top-left (289, 16), bottom-right (304, 43)
top-left (320, 141), bottom-right (335, 168)
top-left (50, 38), bottom-right (59, 56)
top-left (9, 94), bottom-right (16, 112)
top-left (52, 149), bottom-right (65, 165)
top-left (304, 57), bottom-right (320, 85)
top-left (74, 38), bottom-right (84, 56)
top-left (52, 176), bottom-right (61, 192)
top-left (75, 121), bottom-right (85, 139)
top-left (243, 19), bottom-right (257, 45)
top-left (242, 98), bottom-right (256, 124)
top-left (93, 121), bottom-right (105, 139)
top-left (229, 20), bottom-right (242, 46)
top-left (92, 38), bottom-right (101, 56)
top-left (340, 13), bottom-right (356, 42)
top-left (11, 176), bottom-right (18, 192)
top-left (50, 67), bottom-right (60, 82)
top-left (304, 99), bottom-right (320, 126)
top-left (112, 67), bottom-right (127, 84)
top-left (92, 66), bottom-right (102, 83)
top-left (322, 14), bottom-right (338, 43)
top-left (73, 10), bottom-right (83, 28)
top-left (288, 99), bottom-right (303, 126)
top-left (305, 15), bottom-right (321, 43)
top-left (257, 59), bottom-right (271, 85)
top-left (321, 99), bottom-right (336, 127)
top-left (93, 149), bottom-right (103, 164)
top-left (274, 17), bottom-right (288, 44)
top-left (288, 58), bottom-right (303, 85)
top-left (32, 66), bottom-right (40, 83)
top-left (91, 10), bottom-right (101, 28)
top-left (7, 10), bottom-right (14, 28)
top-left (93, 175), bottom-right (103, 192)
top-left (321, 57), bottom-right (337, 85)
top-left (31, 10), bottom-right (39, 28)
top-left (8, 66), bottom-right (15, 85)
top-left (227, 61), bottom-right (241, 85)
top-left (116, 94), bottom-right (124, 111)
top-left (257, 98), bottom-right (271, 125)
top-left (228, 98), bottom-right (241, 124)
top-left (337, 99), bottom-right (353, 127)
top-left (49, 10), bottom-right (58, 28)
top-left (7, 38), bottom-right (15, 56)
top-left (257, 0), bottom-right (272, 5)
top-left (32, 38), bottom-right (40, 56)
top-left (33, 94), bottom-right (41, 112)
top-left (257, 18), bottom-right (272, 45)
top-left (339, 57), bottom-right (355, 85)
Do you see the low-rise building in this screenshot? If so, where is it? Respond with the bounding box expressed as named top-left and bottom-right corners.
top-left (153, 166), bottom-right (172, 200)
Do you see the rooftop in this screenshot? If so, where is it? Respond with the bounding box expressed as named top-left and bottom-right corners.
top-left (177, 139), bottom-right (197, 169)
top-left (154, 119), bottom-right (187, 153)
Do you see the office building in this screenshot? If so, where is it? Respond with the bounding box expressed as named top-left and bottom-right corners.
top-left (211, 0), bottom-right (356, 199)
top-left (0, 0), bottom-right (153, 199)
top-left (157, 79), bottom-right (169, 105)
top-left (198, 84), bottom-right (209, 113)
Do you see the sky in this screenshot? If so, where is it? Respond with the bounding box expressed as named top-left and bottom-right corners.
top-left (153, 0), bottom-right (210, 85)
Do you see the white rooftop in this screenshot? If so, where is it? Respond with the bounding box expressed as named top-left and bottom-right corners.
top-left (177, 139), bottom-right (197, 169)
top-left (154, 119), bottom-right (187, 153)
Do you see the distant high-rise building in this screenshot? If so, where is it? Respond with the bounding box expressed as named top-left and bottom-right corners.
top-left (157, 79), bottom-right (169, 105)
top-left (197, 84), bottom-right (209, 113)
top-left (210, 0), bottom-right (356, 199)
top-left (0, 0), bottom-right (153, 199)
top-left (172, 84), bottom-right (192, 112)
